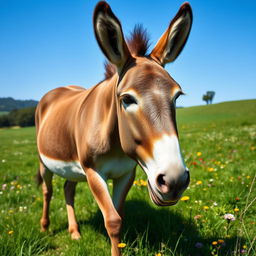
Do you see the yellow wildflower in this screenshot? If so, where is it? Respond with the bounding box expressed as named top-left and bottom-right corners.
top-left (118, 243), bottom-right (126, 248)
top-left (140, 179), bottom-right (147, 186)
top-left (196, 180), bottom-right (202, 185)
top-left (8, 230), bottom-right (14, 235)
top-left (197, 152), bottom-right (202, 157)
top-left (203, 206), bottom-right (209, 210)
top-left (243, 245), bottom-right (247, 249)
top-left (234, 208), bottom-right (239, 212)
top-left (155, 253), bottom-right (162, 256)
top-left (207, 167), bottom-right (214, 172)
top-left (180, 196), bottom-right (190, 201)
top-left (212, 241), bottom-right (218, 245)
top-left (218, 239), bottom-right (225, 244)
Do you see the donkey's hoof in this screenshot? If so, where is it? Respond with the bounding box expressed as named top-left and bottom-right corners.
top-left (71, 231), bottom-right (81, 240)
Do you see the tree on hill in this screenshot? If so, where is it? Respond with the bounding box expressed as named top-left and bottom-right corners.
top-left (202, 91), bottom-right (215, 104)
top-left (0, 107), bottom-right (36, 127)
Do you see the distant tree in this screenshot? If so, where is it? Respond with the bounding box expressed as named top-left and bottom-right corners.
top-left (207, 91), bottom-right (215, 104)
top-left (202, 94), bottom-right (210, 104)
top-left (202, 91), bottom-right (215, 105)
top-left (0, 107), bottom-right (36, 127)
top-left (0, 114), bottom-right (10, 127)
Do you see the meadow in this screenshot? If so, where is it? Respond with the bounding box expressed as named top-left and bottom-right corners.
top-left (0, 99), bottom-right (255, 256)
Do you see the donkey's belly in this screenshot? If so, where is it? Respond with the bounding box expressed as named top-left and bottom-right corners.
top-left (40, 154), bottom-right (136, 182)
top-left (40, 154), bottom-right (86, 182)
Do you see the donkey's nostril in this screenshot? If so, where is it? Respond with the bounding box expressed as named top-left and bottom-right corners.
top-left (156, 174), bottom-right (169, 194)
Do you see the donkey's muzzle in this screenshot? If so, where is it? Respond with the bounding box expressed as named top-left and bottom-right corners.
top-left (149, 169), bottom-right (190, 206)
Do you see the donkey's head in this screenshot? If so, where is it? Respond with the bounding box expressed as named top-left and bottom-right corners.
top-left (93, 2), bottom-right (192, 206)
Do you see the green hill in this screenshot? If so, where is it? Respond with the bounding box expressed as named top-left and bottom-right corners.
top-left (177, 99), bottom-right (256, 129)
top-left (0, 97), bottom-right (38, 112)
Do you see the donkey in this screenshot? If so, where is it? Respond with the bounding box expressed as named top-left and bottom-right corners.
top-left (36, 1), bottom-right (193, 255)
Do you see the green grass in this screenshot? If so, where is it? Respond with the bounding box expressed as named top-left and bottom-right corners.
top-left (0, 99), bottom-right (255, 255)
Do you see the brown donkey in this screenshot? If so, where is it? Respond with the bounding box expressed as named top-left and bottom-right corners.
top-left (36, 1), bottom-right (193, 255)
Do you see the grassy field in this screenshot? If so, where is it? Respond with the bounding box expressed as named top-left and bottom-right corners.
top-left (0, 99), bottom-right (255, 256)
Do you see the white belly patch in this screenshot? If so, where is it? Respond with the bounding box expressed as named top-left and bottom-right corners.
top-left (40, 153), bottom-right (136, 182)
top-left (40, 154), bottom-right (86, 182)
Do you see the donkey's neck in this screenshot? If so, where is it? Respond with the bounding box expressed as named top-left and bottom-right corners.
top-left (76, 75), bottom-right (121, 163)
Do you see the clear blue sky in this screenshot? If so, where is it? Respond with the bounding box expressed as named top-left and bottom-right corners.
top-left (0, 0), bottom-right (255, 107)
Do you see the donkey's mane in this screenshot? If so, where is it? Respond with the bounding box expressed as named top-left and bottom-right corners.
top-left (104, 24), bottom-right (150, 79)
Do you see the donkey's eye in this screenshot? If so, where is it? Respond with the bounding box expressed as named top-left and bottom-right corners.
top-left (121, 94), bottom-right (137, 108)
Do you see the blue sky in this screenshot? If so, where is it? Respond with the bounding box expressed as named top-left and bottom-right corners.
top-left (0, 0), bottom-right (255, 107)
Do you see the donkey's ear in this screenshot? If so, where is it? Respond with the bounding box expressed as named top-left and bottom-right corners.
top-left (150, 2), bottom-right (192, 66)
top-left (93, 1), bottom-right (131, 73)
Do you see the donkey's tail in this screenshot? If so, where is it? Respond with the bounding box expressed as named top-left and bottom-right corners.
top-left (35, 169), bottom-right (43, 187)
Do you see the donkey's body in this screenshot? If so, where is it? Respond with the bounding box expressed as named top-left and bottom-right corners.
top-left (36, 2), bottom-right (193, 255)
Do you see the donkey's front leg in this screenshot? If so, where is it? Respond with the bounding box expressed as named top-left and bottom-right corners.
top-left (113, 168), bottom-right (136, 216)
top-left (86, 168), bottom-right (122, 256)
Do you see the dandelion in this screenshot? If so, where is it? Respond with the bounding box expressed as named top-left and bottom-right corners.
top-left (234, 208), bottom-right (239, 213)
top-left (212, 241), bottom-right (218, 245)
top-left (218, 239), bottom-right (225, 244)
top-left (197, 152), bottom-right (202, 157)
top-left (118, 243), bottom-right (126, 248)
top-left (140, 179), bottom-right (147, 186)
top-left (180, 196), bottom-right (190, 201)
top-left (155, 253), bottom-right (162, 256)
top-left (207, 167), bottom-right (214, 172)
top-left (8, 230), bottom-right (14, 235)
top-left (203, 206), bottom-right (209, 210)
top-left (242, 245), bottom-right (247, 249)
top-left (196, 180), bottom-right (202, 185)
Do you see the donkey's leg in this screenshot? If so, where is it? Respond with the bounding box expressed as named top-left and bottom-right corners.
top-left (86, 168), bottom-right (122, 256)
top-left (64, 180), bottom-right (81, 240)
top-left (40, 162), bottom-right (53, 232)
top-left (112, 168), bottom-right (136, 217)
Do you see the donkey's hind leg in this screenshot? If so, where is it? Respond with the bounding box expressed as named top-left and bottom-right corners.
top-left (40, 162), bottom-right (53, 232)
top-left (64, 180), bottom-right (81, 240)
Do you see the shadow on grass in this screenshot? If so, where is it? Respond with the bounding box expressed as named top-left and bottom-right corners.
top-left (51, 199), bottom-right (243, 255)
top-left (68, 200), bottom-right (239, 255)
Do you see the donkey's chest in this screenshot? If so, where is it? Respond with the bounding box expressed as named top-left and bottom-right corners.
top-left (96, 155), bottom-right (136, 179)
top-left (40, 153), bottom-right (135, 182)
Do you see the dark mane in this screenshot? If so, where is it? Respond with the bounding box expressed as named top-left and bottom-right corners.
top-left (104, 24), bottom-right (150, 79)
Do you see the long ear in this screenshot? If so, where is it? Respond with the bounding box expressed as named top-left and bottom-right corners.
top-left (93, 1), bottom-right (131, 73)
top-left (150, 2), bottom-right (193, 66)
